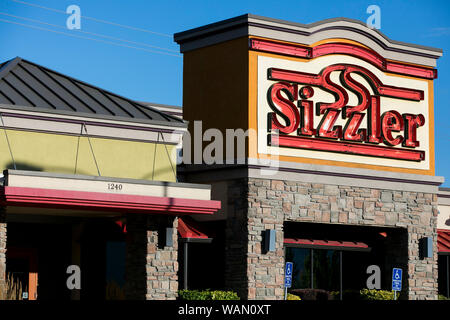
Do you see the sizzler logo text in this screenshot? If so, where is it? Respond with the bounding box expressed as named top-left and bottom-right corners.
top-left (266, 64), bottom-right (426, 162)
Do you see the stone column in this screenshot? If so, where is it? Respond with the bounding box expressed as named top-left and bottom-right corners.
top-left (224, 178), bottom-right (249, 299)
top-left (146, 216), bottom-right (178, 300)
top-left (0, 208), bottom-right (6, 300)
top-left (406, 193), bottom-right (439, 300)
top-left (224, 178), bottom-right (285, 300)
top-left (247, 179), bottom-right (285, 300)
top-left (124, 214), bottom-right (178, 300)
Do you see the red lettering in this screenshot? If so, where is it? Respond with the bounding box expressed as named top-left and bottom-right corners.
top-left (317, 109), bottom-right (342, 139)
top-left (341, 68), bottom-right (370, 142)
top-left (267, 82), bottom-right (299, 134)
top-left (342, 67), bottom-right (371, 117)
top-left (266, 63), bottom-right (426, 161)
top-left (343, 113), bottom-right (366, 141)
top-left (403, 114), bottom-right (425, 148)
top-left (381, 110), bottom-right (404, 146)
top-left (367, 96), bottom-right (382, 144)
top-left (298, 86), bottom-right (316, 136)
top-left (317, 65), bottom-right (348, 115)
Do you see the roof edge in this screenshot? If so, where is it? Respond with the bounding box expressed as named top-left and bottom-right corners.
top-left (0, 103), bottom-right (187, 129)
top-left (0, 56), bottom-right (22, 82)
top-left (174, 14), bottom-right (442, 61)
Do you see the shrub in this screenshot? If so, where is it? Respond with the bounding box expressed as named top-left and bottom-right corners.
top-left (289, 289), bottom-right (333, 300)
top-left (210, 290), bottom-right (240, 300)
top-left (360, 289), bottom-right (395, 300)
top-left (178, 289), bottom-right (240, 300)
top-left (287, 293), bottom-right (301, 300)
top-left (330, 290), bottom-right (361, 300)
top-left (438, 294), bottom-right (450, 300)
top-left (105, 281), bottom-right (125, 300)
top-left (292, 289), bottom-right (396, 300)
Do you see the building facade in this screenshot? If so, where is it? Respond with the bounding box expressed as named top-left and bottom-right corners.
top-left (0, 14), bottom-right (449, 301)
top-left (174, 14), bottom-right (446, 300)
top-left (0, 57), bottom-right (220, 300)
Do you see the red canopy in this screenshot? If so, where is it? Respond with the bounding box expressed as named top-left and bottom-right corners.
top-left (284, 238), bottom-right (369, 251)
top-left (438, 229), bottom-right (450, 253)
top-left (178, 217), bottom-right (211, 240)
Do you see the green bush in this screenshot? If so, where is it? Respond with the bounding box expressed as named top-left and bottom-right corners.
top-left (329, 289), bottom-right (397, 300)
top-left (210, 290), bottom-right (240, 300)
top-left (438, 294), bottom-right (450, 300)
top-left (178, 289), bottom-right (240, 300)
top-left (287, 293), bottom-right (301, 300)
top-left (360, 289), bottom-right (396, 300)
top-left (330, 290), bottom-right (361, 300)
top-left (289, 289), bottom-right (333, 300)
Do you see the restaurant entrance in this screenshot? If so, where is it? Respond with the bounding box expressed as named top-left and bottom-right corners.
top-left (284, 222), bottom-right (408, 300)
top-left (6, 217), bottom-right (126, 300)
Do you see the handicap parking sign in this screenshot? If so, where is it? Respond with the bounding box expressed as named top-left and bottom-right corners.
top-left (392, 268), bottom-right (402, 291)
top-left (284, 262), bottom-right (293, 288)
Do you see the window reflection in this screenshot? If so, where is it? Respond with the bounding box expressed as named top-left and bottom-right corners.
top-left (285, 246), bottom-right (372, 299)
top-left (313, 249), bottom-right (339, 291)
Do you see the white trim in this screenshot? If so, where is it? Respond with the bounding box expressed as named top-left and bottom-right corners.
top-left (5, 171), bottom-right (212, 201)
top-left (0, 107), bottom-right (186, 144)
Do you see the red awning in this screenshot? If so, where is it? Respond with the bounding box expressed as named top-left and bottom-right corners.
top-left (438, 229), bottom-right (450, 253)
top-left (0, 186), bottom-right (220, 216)
top-left (178, 217), bottom-right (211, 240)
top-left (284, 238), bottom-right (370, 250)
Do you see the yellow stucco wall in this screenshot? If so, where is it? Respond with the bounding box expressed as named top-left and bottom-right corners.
top-left (182, 37), bottom-right (249, 160)
top-left (0, 129), bottom-right (176, 182)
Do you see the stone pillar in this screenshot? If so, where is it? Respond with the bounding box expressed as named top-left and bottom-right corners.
top-left (124, 214), bottom-right (178, 300)
top-left (247, 179), bottom-right (284, 300)
top-left (146, 216), bottom-right (178, 300)
top-left (224, 178), bottom-right (249, 299)
top-left (406, 193), bottom-right (439, 300)
top-left (224, 178), bottom-right (285, 300)
top-left (0, 208), bottom-right (6, 300)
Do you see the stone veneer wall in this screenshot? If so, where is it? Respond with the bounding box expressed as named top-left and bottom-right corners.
top-left (0, 209), bottom-right (5, 299)
top-left (125, 214), bottom-right (178, 300)
top-left (225, 178), bottom-right (250, 297)
top-left (225, 178), bottom-right (438, 300)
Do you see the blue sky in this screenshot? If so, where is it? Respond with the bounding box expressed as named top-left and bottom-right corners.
top-left (0, 0), bottom-right (449, 184)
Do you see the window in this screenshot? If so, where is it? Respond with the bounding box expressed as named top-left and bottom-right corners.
top-left (285, 247), bottom-right (372, 299)
top-left (438, 254), bottom-right (450, 298)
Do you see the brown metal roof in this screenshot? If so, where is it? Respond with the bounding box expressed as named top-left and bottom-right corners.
top-left (0, 57), bottom-right (185, 126)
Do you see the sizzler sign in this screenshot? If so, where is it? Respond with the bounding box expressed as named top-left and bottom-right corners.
top-left (267, 64), bottom-right (425, 161)
top-left (256, 46), bottom-right (432, 170)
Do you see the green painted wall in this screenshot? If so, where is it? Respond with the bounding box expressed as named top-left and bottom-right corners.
top-left (0, 129), bottom-right (177, 182)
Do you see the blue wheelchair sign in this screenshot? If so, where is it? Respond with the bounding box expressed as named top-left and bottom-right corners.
top-left (284, 262), bottom-right (293, 288)
top-left (392, 268), bottom-right (402, 291)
